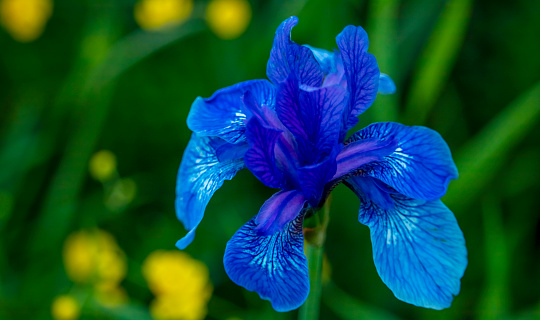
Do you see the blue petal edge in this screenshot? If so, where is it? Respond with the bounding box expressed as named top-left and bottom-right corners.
top-left (356, 190), bottom-right (467, 309)
top-left (267, 16), bottom-right (324, 87)
top-left (348, 122), bottom-right (458, 201)
top-left (175, 134), bottom-right (245, 249)
top-left (224, 213), bottom-right (309, 312)
top-left (378, 73), bottom-right (396, 94)
top-left (187, 79), bottom-right (275, 144)
top-left (336, 25), bottom-right (380, 136)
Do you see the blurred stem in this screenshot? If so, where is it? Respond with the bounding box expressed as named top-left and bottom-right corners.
top-left (367, 0), bottom-right (400, 123)
top-left (403, 0), bottom-right (473, 125)
top-left (477, 195), bottom-right (509, 320)
top-left (298, 200), bottom-right (330, 320)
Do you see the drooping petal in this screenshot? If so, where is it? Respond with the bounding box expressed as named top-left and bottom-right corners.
top-left (336, 25), bottom-right (380, 136)
top-left (244, 117), bottom-right (286, 189)
top-left (255, 190), bottom-right (306, 235)
top-left (224, 214), bottom-right (309, 312)
top-left (345, 176), bottom-right (394, 210)
top-left (378, 73), bottom-right (396, 94)
top-left (175, 135), bottom-right (245, 249)
top-left (276, 74), bottom-right (346, 163)
top-left (347, 122), bottom-right (458, 201)
top-left (356, 190), bottom-right (467, 310)
top-left (333, 138), bottom-right (396, 180)
top-left (266, 16), bottom-right (324, 87)
top-left (187, 79), bottom-right (275, 144)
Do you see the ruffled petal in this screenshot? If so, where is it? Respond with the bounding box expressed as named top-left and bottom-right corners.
top-left (347, 122), bottom-right (458, 201)
top-left (266, 16), bottom-right (324, 87)
top-left (244, 117), bottom-right (286, 189)
top-left (175, 134), bottom-right (245, 249)
top-left (187, 80), bottom-right (275, 144)
top-left (224, 214), bottom-right (309, 312)
top-left (276, 74), bottom-right (346, 164)
top-left (336, 25), bottom-right (380, 135)
top-left (355, 190), bottom-right (467, 309)
top-left (378, 73), bottom-right (396, 94)
top-left (255, 190), bottom-right (306, 235)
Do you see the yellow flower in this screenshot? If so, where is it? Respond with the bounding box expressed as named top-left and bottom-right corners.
top-left (51, 295), bottom-right (80, 320)
top-left (63, 229), bottom-right (127, 286)
top-left (89, 150), bottom-right (117, 182)
top-left (206, 0), bottom-right (251, 40)
top-left (142, 250), bottom-right (212, 320)
top-left (0, 0), bottom-right (52, 42)
top-left (150, 294), bottom-right (209, 320)
top-left (134, 0), bottom-right (193, 31)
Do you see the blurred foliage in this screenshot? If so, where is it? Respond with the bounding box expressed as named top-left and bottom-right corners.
top-left (0, 0), bottom-right (539, 319)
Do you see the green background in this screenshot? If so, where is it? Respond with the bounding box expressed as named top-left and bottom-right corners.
top-left (1, 0), bottom-right (540, 319)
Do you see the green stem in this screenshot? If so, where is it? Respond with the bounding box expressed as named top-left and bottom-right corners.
top-left (298, 242), bottom-right (324, 320)
top-left (298, 200), bottom-right (331, 320)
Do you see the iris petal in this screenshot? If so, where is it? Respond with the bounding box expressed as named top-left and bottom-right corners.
top-left (345, 176), bottom-right (394, 210)
top-left (336, 25), bottom-right (380, 136)
top-left (175, 134), bottom-right (245, 249)
top-left (187, 80), bottom-right (275, 144)
top-left (356, 190), bottom-right (467, 309)
top-left (255, 190), bottom-right (306, 235)
top-left (244, 117), bottom-right (286, 189)
top-left (378, 73), bottom-right (396, 94)
top-left (348, 122), bottom-right (458, 201)
top-left (266, 16), bottom-right (324, 87)
top-left (276, 74), bottom-right (346, 164)
top-left (333, 137), bottom-right (397, 180)
top-left (224, 214), bottom-right (309, 312)
top-left (298, 146), bottom-right (339, 207)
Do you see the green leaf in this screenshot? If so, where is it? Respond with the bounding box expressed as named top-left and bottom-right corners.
top-left (444, 81), bottom-right (540, 211)
top-left (404, 0), bottom-right (473, 125)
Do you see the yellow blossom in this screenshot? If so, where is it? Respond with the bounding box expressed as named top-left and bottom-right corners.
top-left (63, 229), bottom-right (127, 286)
top-left (0, 0), bottom-right (52, 42)
top-left (150, 293), bottom-right (209, 320)
top-left (142, 250), bottom-right (212, 320)
top-left (205, 0), bottom-right (251, 40)
top-left (89, 150), bottom-right (117, 182)
top-left (134, 0), bottom-right (193, 31)
top-left (51, 295), bottom-right (80, 320)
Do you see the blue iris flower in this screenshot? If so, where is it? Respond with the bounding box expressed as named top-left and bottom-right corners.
top-left (175, 16), bottom-right (467, 312)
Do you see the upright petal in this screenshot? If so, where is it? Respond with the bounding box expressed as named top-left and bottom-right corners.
top-left (336, 25), bottom-right (380, 135)
top-left (266, 16), bottom-right (324, 87)
top-left (303, 45), bottom-right (337, 75)
top-left (175, 135), bottom-right (245, 249)
top-left (187, 80), bottom-right (275, 144)
top-left (255, 190), bottom-right (306, 235)
top-left (276, 74), bottom-right (346, 164)
top-left (356, 191), bottom-right (467, 309)
top-left (244, 117), bottom-right (286, 189)
top-left (347, 122), bottom-right (458, 201)
top-left (224, 214), bottom-right (309, 312)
